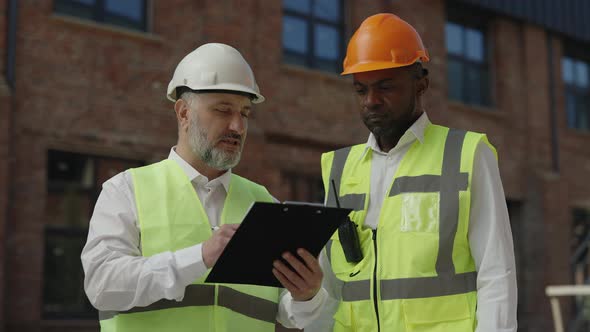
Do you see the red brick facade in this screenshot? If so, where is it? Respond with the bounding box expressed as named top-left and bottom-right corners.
top-left (1, 0), bottom-right (10, 330)
top-left (1, 1), bottom-right (589, 331)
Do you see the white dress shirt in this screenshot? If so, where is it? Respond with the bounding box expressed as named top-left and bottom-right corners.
top-left (81, 147), bottom-right (327, 329)
top-left (303, 113), bottom-right (518, 331)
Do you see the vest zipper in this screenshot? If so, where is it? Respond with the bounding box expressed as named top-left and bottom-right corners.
top-left (372, 229), bottom-right (380, 332)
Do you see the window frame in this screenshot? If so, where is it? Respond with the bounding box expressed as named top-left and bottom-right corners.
top-left (43, 150), bottom-right (144, 320)
top-left (282, 0), bottom-right (346, 73)
top-left (562, 42), bottom-right (590, 131)
top-left (53, 0), bottom-right (149, 32)
top-left (445, 5), bottom-right (493, 107)
top-left (283, 171), bottom-right (325, 203)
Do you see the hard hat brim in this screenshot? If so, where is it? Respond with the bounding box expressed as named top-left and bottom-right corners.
top-left (167, 83), bottom-right (265, 104)
top-left (341, 57), bottom-right (429, 75)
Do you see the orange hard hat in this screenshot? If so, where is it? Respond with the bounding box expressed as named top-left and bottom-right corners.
top-left (342, 13), bottom-right (430, 75)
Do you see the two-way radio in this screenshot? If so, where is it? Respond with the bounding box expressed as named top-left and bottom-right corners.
top-left (331, 179), bottom-right (363, 263)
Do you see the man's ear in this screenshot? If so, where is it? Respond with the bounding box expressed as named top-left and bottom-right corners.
top-left (416, 76), bottom-right (429, 97)
top-left (174, 99), bottom-right (190, 131)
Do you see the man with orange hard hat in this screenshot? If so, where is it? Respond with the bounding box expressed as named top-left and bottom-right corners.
top-left (306, 13), bottom-right (518, 332)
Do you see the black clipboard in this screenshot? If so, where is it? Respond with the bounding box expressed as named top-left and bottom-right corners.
top-left (205, 202), bottom-right (351, 287)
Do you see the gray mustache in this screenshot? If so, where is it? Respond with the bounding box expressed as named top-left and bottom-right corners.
top-left (218, 133), bottom-right (243, 144)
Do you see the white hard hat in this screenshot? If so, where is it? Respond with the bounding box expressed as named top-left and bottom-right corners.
top-left (167, 43), bottom-right (265, 103)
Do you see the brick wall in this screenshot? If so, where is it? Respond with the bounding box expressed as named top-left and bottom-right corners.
top-left (3, 0), bottom-right (590, 331)
top-left (0, 0), bottom-right (9, 330)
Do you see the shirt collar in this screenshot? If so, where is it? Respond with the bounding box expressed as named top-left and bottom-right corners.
top-left (360, 112), bottom-right (431, 159)
top-left (168, 147), bottom-right (232, 192)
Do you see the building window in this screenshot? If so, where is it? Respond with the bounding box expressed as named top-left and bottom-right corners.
top-left (562, 55), bottom-right (590, 131)
top-left (43, 150), bottom-right (143, 319)
top-left (282, 0), bottom-right (344, 73)
top-left (284, 172), bottom-right (325, 203)
top-left (54, 0), bottom-right (148, 32)
top-left (445, 11), bottom-right (491, 107)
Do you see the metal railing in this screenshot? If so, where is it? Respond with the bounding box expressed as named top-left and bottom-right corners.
top-left (546, 285), bottom-right (590, 332)
top-left (547, 232), bottom-right (590, 332)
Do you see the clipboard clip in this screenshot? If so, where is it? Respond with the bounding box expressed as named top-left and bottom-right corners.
top-left (331, 180), bottom-right (363, 263)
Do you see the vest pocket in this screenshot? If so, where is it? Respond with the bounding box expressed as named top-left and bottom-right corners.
top-left (400, 193), bottom-right (440, 233)
top-left (329, 235), bottom-right (372, 279)
top-left (402, 293), bottom-right (473, 331)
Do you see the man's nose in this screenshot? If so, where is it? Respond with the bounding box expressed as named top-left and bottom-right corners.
top-left (364, 89), bottom-right (383, 108)
top-left (228, 111), bottom-right (246, 135)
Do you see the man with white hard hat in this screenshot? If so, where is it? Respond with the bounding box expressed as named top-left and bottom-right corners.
top-left (82, 43), bottom-right (327, 331)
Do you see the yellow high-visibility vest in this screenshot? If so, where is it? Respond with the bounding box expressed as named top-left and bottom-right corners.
top-left (321, 124), bottom-right (496, 332)
top-left (99, 159), bottom-right (278, 332)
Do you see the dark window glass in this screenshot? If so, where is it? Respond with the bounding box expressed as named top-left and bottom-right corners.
top-left (447, 58), bottom-right (464, 101)
top-left (314, 24), bottom-right (339, 60)
top-left (43, 150), bottom-right (143, 319)
top-left (563, 57), bottom-right (575, 84)
top-left (282, 0), bottom-right (344, 73)
top-left (283, 0), bottom-right (311, 14)
top-left (313, 0), bottom-right (340, 21)
top-left (54, 0), bottom-right (147, 32)
top-left (283, 16), bottom-right (308, 54)
top-left (465, 28), bottom-right (484, 62)
top-left (562, 55), bottom-right (590, 131)
top-left (445, 23), bottom-right (463, 55)
top-left (445, 16), bottom-right (491, 107)
top-left (105, 0), bottom-right (143, 21)
top-left (285, 172), bottom-right (324, 203)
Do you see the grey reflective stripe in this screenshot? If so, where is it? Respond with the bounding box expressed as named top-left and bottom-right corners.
top-left (389, 174), bottom-right (468, 196)
top-left (436, 129), bottom-right (467, 276)
top-left (339, 193), bottom-right (366, 211)
top-left (375, 129), bottom-right (473, 301)
top-left (326, 147), bottom-right (366, 211)
top-left (389, 175), bottom-right (441, 195)
top-left (330, 129), bottom-right (474, 302)
top-left (99, 284), bottom-right (215, 320)
top-left (326, 239), bottom-right (333, 262)
top-left (380, 271), bottom-right (477, 300)
top-left (217, 286), bottom-right (277, 323)
top-left (342, 279), bottom-right (371, 302)
top-left (387, 129), bottom-right (468, 277)
top-left (99, 284), bottom-right (277, 323)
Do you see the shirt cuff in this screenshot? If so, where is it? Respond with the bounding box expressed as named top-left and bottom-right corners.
top-left (173, 244), bottom-right (208, 286)
top-left (291, 287), bottom-right (328, 313)
top-left (278, 287), bottom-right (328, 329)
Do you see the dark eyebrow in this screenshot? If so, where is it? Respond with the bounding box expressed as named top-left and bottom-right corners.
top-left (353, 78), bottom-right (394, 87)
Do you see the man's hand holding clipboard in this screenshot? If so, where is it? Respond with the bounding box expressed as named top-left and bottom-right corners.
top-left (204, 202), bottom-right (352, 290)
